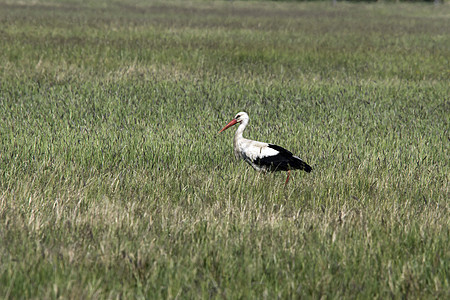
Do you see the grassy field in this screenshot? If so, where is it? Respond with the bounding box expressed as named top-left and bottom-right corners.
top-left (0, 0), bottom-right (449, 298)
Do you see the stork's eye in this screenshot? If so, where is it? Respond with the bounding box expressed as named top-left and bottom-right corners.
top-left (235, 115), bottom-right (240, 119)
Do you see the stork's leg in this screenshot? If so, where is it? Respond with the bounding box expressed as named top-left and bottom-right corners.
top-left (284, 170), bottom-right (291, 186)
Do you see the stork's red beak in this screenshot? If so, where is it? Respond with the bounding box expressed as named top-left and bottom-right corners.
top-left (219, 119), bottom-right (238, 133)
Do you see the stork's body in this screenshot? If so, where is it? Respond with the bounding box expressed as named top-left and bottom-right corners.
top-left (219, 112), bottom-right (312, 185)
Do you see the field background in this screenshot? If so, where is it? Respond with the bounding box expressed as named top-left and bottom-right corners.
top-left (0, 0), bottom-right (449, 298)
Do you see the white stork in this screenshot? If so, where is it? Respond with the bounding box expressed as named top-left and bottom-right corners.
top-left (219, 112), bottom-right (312, 185)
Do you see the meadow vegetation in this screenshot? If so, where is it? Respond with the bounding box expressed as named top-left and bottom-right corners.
top-left (0, 0), bottom-right (449, 298)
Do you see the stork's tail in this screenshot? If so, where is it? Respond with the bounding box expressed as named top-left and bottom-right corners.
top-left (291, 156), bottom-right (312, 173)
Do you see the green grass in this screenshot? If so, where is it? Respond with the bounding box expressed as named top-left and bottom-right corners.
top-left (0, 0), bottom-right (449, 298)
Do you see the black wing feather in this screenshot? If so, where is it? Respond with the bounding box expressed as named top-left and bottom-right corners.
top-left (255, 144), bottom-right (312, 172)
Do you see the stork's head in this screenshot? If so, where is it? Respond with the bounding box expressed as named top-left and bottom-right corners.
top-left (219, 112), bottom-right (249, 133)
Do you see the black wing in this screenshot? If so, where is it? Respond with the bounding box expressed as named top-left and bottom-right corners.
top-left (256, 144), bottom-right (312, 172)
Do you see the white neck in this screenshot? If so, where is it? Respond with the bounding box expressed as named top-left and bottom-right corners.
top-left (234, 119), bottom-right (248, 141)
top-left (233, 119), bottom-right (248, 158)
